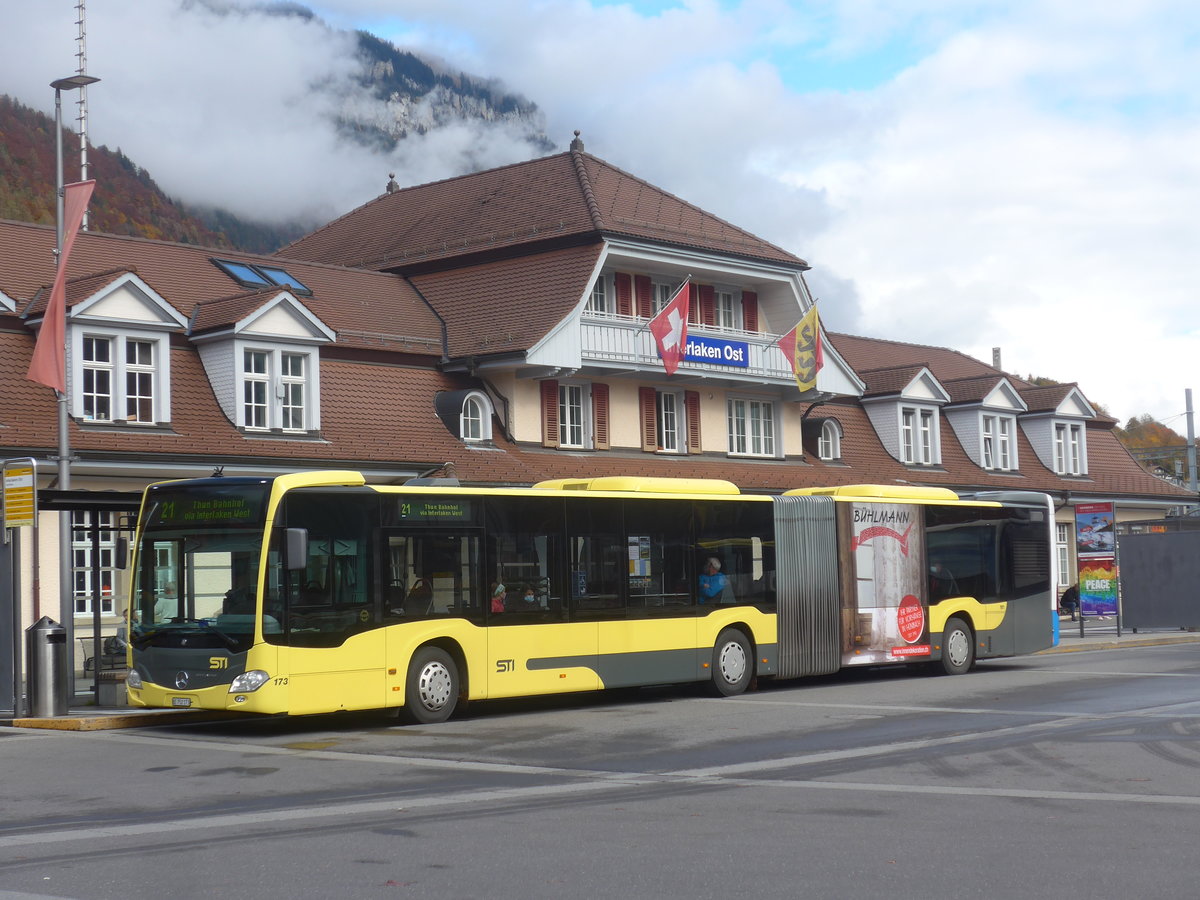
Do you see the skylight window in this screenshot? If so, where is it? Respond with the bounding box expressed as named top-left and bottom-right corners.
top-left (254, 265), bottom-right (311, 295)
top-left (211, 259), bottom-right (312, 295)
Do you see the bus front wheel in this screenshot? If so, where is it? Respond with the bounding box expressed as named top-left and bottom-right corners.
top-left (940, 617), bottom-right (974, 675)
top-left (710, 628), bottom-right (753, 696)
top-left (402, 646), bottom-right (459, 724)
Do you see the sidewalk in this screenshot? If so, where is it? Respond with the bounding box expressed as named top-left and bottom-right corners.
top-left (1044, 616), bottom-right (1200, 654)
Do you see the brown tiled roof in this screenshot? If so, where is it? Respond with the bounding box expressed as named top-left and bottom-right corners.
top-left (1019, 383), bottom-right (1083, 413)
top-left (829, 331), bottom-right (1034, 387)
top-left (492, 402), bottom-right (1191, 499)
top-left (0, 220), bottom-right (442, 356)
top-left (191, 288), bottom-right (293, 335)
top-left (280, 150), bottom-right (806, 271)
top-left (856, 365), bottom-right (928, 397)
top-left (409, 243), bottom-right (602, 357)
top-left (0, 327), bottom-right (533, 483)
top-left (942, 374), bottom-right (1009, 405)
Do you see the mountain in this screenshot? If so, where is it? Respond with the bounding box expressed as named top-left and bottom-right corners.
top-left (0, 8), bottom-right (552, 255)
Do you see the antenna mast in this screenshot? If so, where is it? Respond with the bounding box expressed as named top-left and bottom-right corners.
top-left (74, 0), bottom-right (93, 229)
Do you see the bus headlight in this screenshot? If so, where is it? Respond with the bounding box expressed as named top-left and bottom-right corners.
top-left (126, 669), bottom-right (143, 690)
top-left (229, 670), bottom-right (270, 693)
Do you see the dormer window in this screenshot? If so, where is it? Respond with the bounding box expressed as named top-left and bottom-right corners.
top-left (460, 392), bottom-right (493, 442)
top-left (818, 419), bottom-right (842, 461)
top-left (76, 329), bottom-right (169, 425)
top-left (982, 414), bottom-right (1016, 471)
top-left (1055, 422), bottom-right (1086, 475)
top-left (239, 346), bottom-right (314, 432)
top-left (901, 406), bottom-right (938, 465)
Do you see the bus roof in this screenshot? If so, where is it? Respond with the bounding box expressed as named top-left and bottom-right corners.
top-left (533, 476), bottom-right (741, 495)
top-left (785, 484), bottom-right (963, 502)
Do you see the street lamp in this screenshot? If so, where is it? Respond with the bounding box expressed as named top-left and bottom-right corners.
top-left (49, 73), bottom-right (99, 702)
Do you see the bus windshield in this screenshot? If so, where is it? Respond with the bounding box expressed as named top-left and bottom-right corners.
top-left (130, 479), bottom-right (272, 652)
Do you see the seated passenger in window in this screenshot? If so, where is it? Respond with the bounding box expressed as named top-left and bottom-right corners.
top-left (699, 557), bottom-right (734, 604)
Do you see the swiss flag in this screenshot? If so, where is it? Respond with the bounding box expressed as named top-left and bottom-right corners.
top-left (649, 280), bottom-right (691, 376)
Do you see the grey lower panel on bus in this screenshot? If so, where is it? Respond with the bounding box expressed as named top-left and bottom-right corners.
top-left (773, 495), bottom-right (841, 678)
top-left (529, 645), bottom-right (780, 689)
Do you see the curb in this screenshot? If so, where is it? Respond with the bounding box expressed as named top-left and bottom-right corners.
top-left (1, 709), bottom-right (241, 731)
top-left (1038, 634), bottom-right (1200, 655)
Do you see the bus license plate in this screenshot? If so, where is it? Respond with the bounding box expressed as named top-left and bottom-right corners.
top-left (171, 697), bottom-right (192, 708)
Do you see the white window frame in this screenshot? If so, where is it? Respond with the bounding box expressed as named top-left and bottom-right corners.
top-left (982, 413), bottom-right (1017, 471)
top-left (1056, 522), bottom-right (1072, 587)
top-left (586, 275), bottom-right (611, 315)
top-left (280, 352), bottom-right (306, 431)
top-left (238, 344), bottom-right (318, 433)
top-left (559, 383), bottom-right (590, 449)
top-left (901, 406), bottom-right (938, 465)
top-left (657, 390), bottom-right (684, 453)
top-left (460, 391), bottom-right (493, 442)
top-left (818, 420), bottom-right (841, 461)
top-left (125, 338), bottom-right (156, 423)
top-left (1054, 422), bottom-right (1086, 475)
top-left (727, 396), bottom-right (776, 458)
top-left (73, 328), bottom-right (168, 425)
top-left (72, 510), bottom-right (116, 617)
top-left (81, 335), bottom-right (114, 422)
top-left (713, 288), bottom-right (739, 330)
top-left (652, 281), bottom-right (676, 315)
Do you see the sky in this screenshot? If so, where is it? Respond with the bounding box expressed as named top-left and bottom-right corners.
top-left (3, 0), bottom-right (1199, 428)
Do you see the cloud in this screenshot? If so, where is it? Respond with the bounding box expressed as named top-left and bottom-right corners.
top-left (3, 0), bottom-right (1199, 424)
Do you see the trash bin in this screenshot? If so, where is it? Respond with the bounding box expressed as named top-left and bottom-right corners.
top-left (25, 616), bottom-right (67, 718)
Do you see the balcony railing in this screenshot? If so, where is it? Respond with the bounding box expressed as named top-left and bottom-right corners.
top-left (580, 314), bottom-right (794, 381)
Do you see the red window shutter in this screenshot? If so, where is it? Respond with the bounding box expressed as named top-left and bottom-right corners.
top-left (685, 390), bottom-right (702, 454)
top-left (698, 284), bottom-right (715, 326)
top-left (541, 380), bottom-right (559, 448)
top-left (742, 291), bottom-right (759, 332)
top-left (639, 387), bottom-right (657, 452)
top-left (635, 275), bottom-right (652, 319)
top-left (592, 383), bottom-right (610, 450)
top-left (615, 273), bottom-right (633, 317)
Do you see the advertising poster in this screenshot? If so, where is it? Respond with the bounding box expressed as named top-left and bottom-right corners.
top-left (1074, 501), bottom-right (1115, 617)
top-left (1078, 556), bottom-right (1118, 617)
top-left (1074, 502), bottom-right (1115, 557)
top-left (842, 502), bottom-right (930, 666)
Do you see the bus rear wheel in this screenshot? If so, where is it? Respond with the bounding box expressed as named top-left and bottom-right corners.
top-left (710, 628), bottom-right (753, 696)
top-left (940, 617), bottom-right (974, 675)
top-left (402, 646), bottom-right (459, 724)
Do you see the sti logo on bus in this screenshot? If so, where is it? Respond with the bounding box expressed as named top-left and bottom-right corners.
top-left (209, 657), bottom-right (228, 669)
top-left (496, 659), bottom-right (515, 673)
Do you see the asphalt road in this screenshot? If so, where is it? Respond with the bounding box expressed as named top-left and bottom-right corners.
top-left (3, 643), bottom-right (1200, 900)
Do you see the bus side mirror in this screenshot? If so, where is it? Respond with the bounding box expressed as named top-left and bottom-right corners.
top-left (115, 537), bottom-right (129, 570)
top-left (285, 528), bottom-right (308, 570)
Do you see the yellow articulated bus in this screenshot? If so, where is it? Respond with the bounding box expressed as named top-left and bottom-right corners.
top-left (124, 471), bottom-right (1055, 723)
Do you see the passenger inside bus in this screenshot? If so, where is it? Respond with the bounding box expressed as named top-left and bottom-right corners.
top-left (698, 557), bottom-right (735, 604)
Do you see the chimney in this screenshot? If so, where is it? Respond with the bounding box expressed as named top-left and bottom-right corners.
top-left (992, 347), bottom-right (1002, 369)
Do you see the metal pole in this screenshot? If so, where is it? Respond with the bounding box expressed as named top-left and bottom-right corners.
top-left (53, 84), bottom-right (76, 702)
top-left (1186, 389), bottom-right (1197, 495)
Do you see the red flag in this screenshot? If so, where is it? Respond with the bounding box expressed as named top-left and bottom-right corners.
top-left (27, 179), bottom-right (96, 393)
top-left (779, 304), bottom-right (823, 391)
top-left (648, 280), bottom-right (691, 375)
